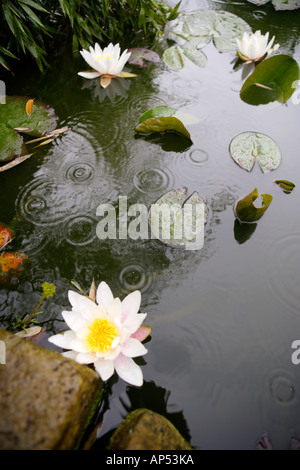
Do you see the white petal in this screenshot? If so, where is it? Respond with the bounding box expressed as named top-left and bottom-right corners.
top-left (61, 350), bottom-right (78, 360)
top-left (114, 353), bottom-right (143, 386)
top-left (78, 71), bottom-right (101, 79)
top-left (123, 312), bottom-right (147, 335)
top-left (113, 50), bottom-right (131, 76)
top-left (68, 291), bottom-right (102, 321)
top-left (107, 297), bottom-right (121, 324)
top-left (62, 310), bottom-right (87, 331)
top-left (121, 337), bottom-right (148, 358)
top-left (121, 290), bottom-right (141, 323)
top-left (69, 337), bottom-right (90, 353)
top-left (76, 352), bottom-right (97, 364)
top-left (96, 281), bottom-right (114, 311)
top-left (94, 358), bottom-right (115, 381)
top-left (48, 330), bottom-right (76, 349)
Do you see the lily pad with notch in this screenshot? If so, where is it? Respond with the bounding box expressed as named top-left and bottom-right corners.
top-left (240, 55), bottom-right (300, 105)
top-left (128, 48), bottom-right (160, 68)
top-left (149, 187), bottom-right (208, 248)
top-left (230, 131), bottom-right (281, 174)
top-left (235, 188), bottom-right (273, 223)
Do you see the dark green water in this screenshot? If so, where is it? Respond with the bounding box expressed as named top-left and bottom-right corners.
top-left (1, 0), bottom-right (300, 450)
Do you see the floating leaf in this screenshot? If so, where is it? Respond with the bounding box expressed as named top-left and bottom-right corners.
top-left (0, 153), bottom-right (33, 173)
top-left (240, 55), bottom-right (300, 105)
top-left (128, 48), bottom-right (160, 68)
top-left (139, 106), bottom-right (177, 123)
top-left (0, 96), bottom-right (57, 163)
top-left (181, 10), bottom-right (217, 37)
top-left (25, 99), bottom-right (34, 116)
top-left (213, 11), bottom-right (252, 53)
top-left (275, 179), bottom-right (295, 192)
top-left (149, 188), bottom-right (208, 248)
top-left (181, 38), bottom-right (207, 67)
top-left (272, 0), bottom-right (300, 9)
top-left (230, 132), bottom-right (281, 174)
top-left (89, 278), bottom-right (96, 302)
top-left (135, 116), bottom-right (192, 141)
top-left (0, 252), bottom-right (28, 284)
top-left (15, 326), bottom-right (42, 338)
top-left (162, 46), bottom-right (184, 70)
top-left (247, 0), bottom-right (270, 5)
top-left (131, 326), bottom-right (152, 342)
top-left (235, 188), bottom-right (273, 223)
top-left (0, 223), bottom-right (13, 250)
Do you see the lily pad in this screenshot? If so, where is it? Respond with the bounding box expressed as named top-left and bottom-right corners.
top-left (0, 96), bottom-right (57, 163)
top-left (149, 188), bottom-right (208, 248)
top-left (213, 11), bottom-right (252, 53)
top-left (230, 131), bottom-right (281, 174)
top-left (275, 179), bottom-right (295, 192)
top-left (136, 106), bottom-right (193, 142)
top-left (234, 219), bottom-right (258, 244)
top-left (181, 10), bottom-right (217, 37)
top-left (162, 46), bottom-right (184, 70)
top-left (181, 38), bottom-right (208, 67)
top-left (235, 188), bottom-right (273, 223)
top-left (240, 55), bottom-right (300, 105)
top-left (128, 48), bottom-right (160, 68)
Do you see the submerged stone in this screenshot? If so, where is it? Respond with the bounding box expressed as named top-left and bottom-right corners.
top-left (0, 328), bottom-right (101, 450)
top-left (108, 408), bottom-right (193, 450)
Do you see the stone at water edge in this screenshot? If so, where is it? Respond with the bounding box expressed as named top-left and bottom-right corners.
top-left (0, 328), bottom-right (102, 450)
top-left (108, 408), bottom-right (193, 450)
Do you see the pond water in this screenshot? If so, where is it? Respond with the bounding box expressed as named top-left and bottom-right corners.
top-left (1, 0), bottom-right (300, 450)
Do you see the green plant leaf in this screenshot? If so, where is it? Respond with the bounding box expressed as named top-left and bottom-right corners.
top-left (235, 188), bottom-right (273, 223)
top-left (240, 55), bottom-right (300, 105)
top-left (275, 180), bottom-right (295, 192)
top-left (230, 131), bottom-right (281, 174)
top-left (0, 96), bottom-right (57, 163)
top-left (272, 0), bottom-right (300, 9)
top-left (135, 116), bottom-right (192, 141)
top-left (149, 188), bottom-right (208, 247)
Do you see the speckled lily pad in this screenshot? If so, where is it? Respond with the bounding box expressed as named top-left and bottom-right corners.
top-left (230, 131), bottom-right (281, 174)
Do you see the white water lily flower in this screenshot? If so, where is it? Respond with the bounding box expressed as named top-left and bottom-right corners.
top-left (78, 42), bottom-right (137, 88)
top-left (48, 282), bottom-right (148, 386)
top-left (236, 31), bottom-right (280, 63)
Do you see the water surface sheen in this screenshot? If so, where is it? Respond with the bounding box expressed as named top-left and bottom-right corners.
top-left (1, 0), bottom-right (300, 450)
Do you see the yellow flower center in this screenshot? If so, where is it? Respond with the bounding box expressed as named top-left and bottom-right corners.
top-left (85, 318), bottom-right (119, 353)
top-left (96, 54), bottom-right (111, 62)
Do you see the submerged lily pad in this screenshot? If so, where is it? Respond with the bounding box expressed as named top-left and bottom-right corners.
top-left (275, 179), bottom-right (295, 192)
top-left (240, 55), bottom-right (300, 105)
top-left (230, 131), bottom-right (281, 174)
top-left (149, 188), bottom-right (208, 248)
top-left (235, 188), bottom-right (273, 223)
top-left (0, 96), bottom-right (57, 162)
top-left (128, 48), bottom-right (160, 68)
top-left (136, 106), bottom-right (193, 142)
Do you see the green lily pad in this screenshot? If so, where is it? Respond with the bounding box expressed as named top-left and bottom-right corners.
top-left (240, 55), bottom-right (300, 105)
top-left (230, 131), bottom-right (281, 174)
top-left (235, 188), bottom-right (273, 223)
top-left (181, 38), bottom-right (208, 67)
top-left (0, 96), bottom-right (57, 162)
top-left (149, 188), bottom-right (208, 248)
top-left (275, 179), bottom-right (295, 192)
top-left (139, 106), bottom-right (177, 123)
top-left (136, 106), bottom-right (193, 142)
top-left (181, 10), bottom-right (217, 37)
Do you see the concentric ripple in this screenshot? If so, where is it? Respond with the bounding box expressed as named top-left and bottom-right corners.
top-left (65, 215), bottom-right (98, 246)
top-left (65, 162), bottom-right (94, 184)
